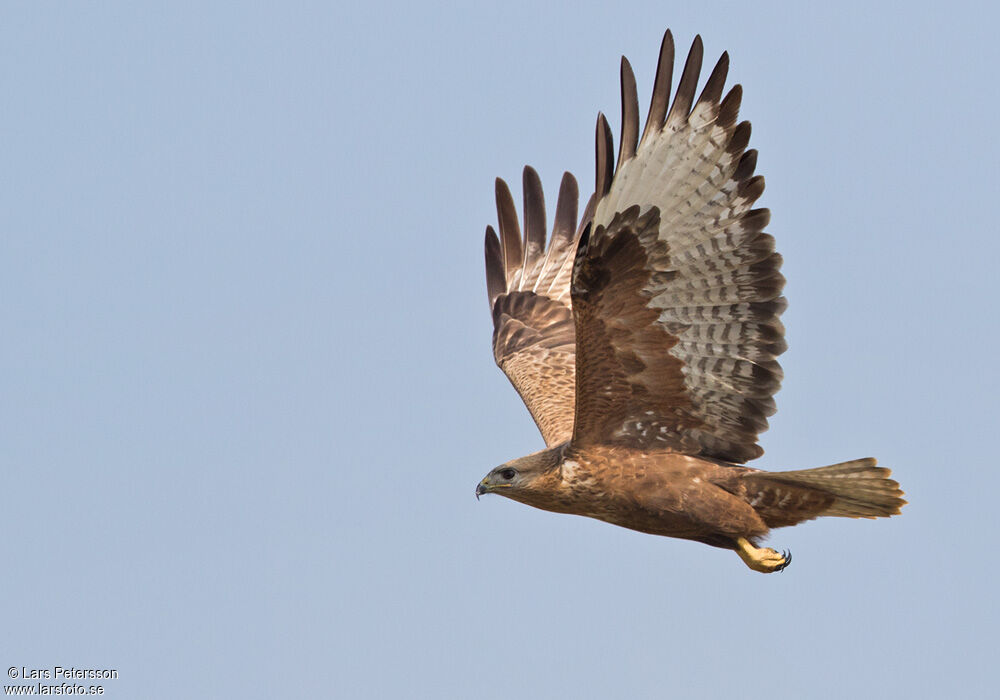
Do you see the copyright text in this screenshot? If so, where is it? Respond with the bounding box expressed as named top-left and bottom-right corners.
top-left (5, 667), bottom-right (118, 696)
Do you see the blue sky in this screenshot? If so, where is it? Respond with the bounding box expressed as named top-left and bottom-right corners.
top-left (2, 2), bottom-right (997, 698)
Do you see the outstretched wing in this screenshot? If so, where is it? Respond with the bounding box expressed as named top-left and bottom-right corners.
top-left (486, 167), bottom-right (593, 447)
top-left (571, 31), bottom-right (786, 463)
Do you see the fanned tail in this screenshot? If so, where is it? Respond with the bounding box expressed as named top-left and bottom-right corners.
top-left (738, 458), bottom-right (906, 528)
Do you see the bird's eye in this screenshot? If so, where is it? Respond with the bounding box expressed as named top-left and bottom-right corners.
top-left (500, 468), bottom-right (516, 481)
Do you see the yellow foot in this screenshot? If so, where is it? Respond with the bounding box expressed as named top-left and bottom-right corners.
top-left (735, 537), bottom-right (791, 573)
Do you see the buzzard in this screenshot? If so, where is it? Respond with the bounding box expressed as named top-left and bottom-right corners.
top-left (475, 30), bottom-right (905, 572)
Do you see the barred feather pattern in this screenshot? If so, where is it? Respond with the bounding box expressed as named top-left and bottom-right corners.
top-left (571, 207), bottom-right (702, 452)
top-left (580, 31), bottom-right (786, 463)
top-left (726, 459), bottom-right (907, 527)
top-left (486, 168), bottom-right (587, 447)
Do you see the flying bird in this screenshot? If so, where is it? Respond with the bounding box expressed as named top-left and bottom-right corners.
top-left (475, 29), bottom-right (905, 572)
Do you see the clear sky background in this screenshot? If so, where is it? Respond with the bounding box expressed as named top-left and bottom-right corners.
top-left (2, 2), bottom-right (997, 698)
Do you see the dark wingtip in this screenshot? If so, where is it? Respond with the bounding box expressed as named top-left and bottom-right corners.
top-left (552, 171), bottom-right (579, 245)
top-left (485, 225), bottom-right (505, 304)
top-left (697, 50), bottom-right (729, 107)
top-left (666, 33), bottom-right (704, 126)
top-left (595, 112), bottom-right (614, 198)
top-left (618, 55), bottom-right (639, 170)
top-left (494, 176), bottom-right (522, 284)
top-left (521, 165), bottom-right (547, 263)
top-left (719, 84), bottom-right (743, 127)
top-left (641, 29), bottom-right (675, 145)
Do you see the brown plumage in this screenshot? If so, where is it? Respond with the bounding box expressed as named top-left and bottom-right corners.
top-left (476, 30), bottom-right (905, 573)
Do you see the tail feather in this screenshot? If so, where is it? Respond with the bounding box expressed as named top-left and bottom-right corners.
top-left (766, 458), bottom-right (906, 520)
top-left (731, 458), bottom-right (907, 529)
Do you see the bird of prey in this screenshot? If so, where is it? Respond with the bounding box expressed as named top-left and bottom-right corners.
top-left (475, 29), bottom-right (905, 573)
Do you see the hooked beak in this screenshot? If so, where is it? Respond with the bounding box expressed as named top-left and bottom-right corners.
top-left (475, 480), bottom-right (488, 500)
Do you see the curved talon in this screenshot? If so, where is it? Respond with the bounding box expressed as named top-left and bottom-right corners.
top-left (775, 550), bottom-right (792, 572)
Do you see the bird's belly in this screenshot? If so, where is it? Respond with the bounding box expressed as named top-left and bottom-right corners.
top-left (591, 504), bottom-right (709, 540)
top-left (561, 466), bottom-right (727, 541)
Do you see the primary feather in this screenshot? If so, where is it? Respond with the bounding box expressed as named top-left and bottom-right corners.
top-left (478, 29), bottom-right (905, 574)
top-left (488, 31), bottom-right (783, 463)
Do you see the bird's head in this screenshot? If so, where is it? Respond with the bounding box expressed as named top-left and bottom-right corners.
top-left (475, 448), bottom-right (563, 506)
top-left (475, 463), bottom-right (524, 499)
